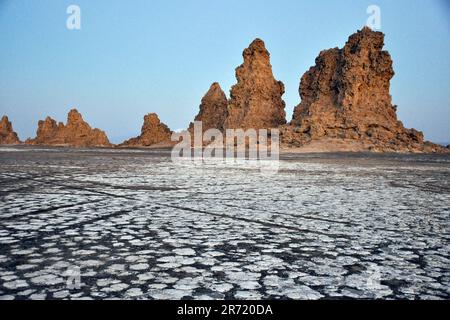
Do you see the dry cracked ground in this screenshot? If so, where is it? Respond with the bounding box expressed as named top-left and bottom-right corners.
top-left (0, 147), bottom-right (449, 300)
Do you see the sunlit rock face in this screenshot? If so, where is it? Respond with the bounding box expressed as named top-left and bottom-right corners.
top-left (120, 113), bottom-right (172, 147)
top-left (189, 82), bottom-right (228, 133)
top-left (26, 109), bottom-right (111, 147)
top-left (0, 116), bottom-right (21, 145)
top-left (287, 27), bottom-right (438, 152)
top-left (225, 38), bottom-right (286, 130)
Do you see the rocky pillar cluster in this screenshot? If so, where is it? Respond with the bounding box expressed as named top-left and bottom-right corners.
top-left (1, 28), bottom-right (447, 153)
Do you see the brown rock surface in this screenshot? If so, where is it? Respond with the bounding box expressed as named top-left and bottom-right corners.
top-left (287, 27), bottom-right (445, 153)
top-left (26, 109), bottom-right (111, 147)
top-left (225, 38), bottom-right (286, 130)
top-left (189, 82), bottom-right (228, 133)
top-left (0, 116), bottom-right (21, 145)
top-left (120, 113), bottom-right (172, 147)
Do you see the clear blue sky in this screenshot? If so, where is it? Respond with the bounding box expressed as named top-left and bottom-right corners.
top-left (0, 0), bottom-right (449, 143)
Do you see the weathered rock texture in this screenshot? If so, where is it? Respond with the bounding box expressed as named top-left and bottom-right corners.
top-left (0, 116), bottom-right (21, 145)
top-left (26, 109), bottom-right (111, 147)
top-left (120, 113), bottom-right (172, 147)
top-left (189, 82), bottom-right (228, 133)
top-left (224, 38), bottom-right (286, 130)
top-left (286, 27), bottom-right (445, 153)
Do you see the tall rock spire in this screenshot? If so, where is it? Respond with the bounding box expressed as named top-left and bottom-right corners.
top-left (225, 38), bottom-right (286, 130)
top-left (290, 27), bottom-right (424, 148)
top-left (0, 116), bottom-right (21, 145)
top-left (189, 82), bottom-right (228, 133)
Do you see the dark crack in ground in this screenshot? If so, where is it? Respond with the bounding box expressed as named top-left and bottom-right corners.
top-left (0, 146), bottom-right (449, 300)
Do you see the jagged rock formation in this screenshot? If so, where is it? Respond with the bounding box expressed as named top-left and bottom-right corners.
top-left (120, 113), bottom-right (172, 147)
top-left (26, 109), bottom-right (111, 147)
top-left (0, 116), bottom-right (21, 145)
top-left (286, 27), bottom-right (444, 153)
top-left (224, 38), bottom-right (286, 130)
top-left (17, 30), bottom-right (444, 153)
top-left (189, 82), bottom-right (228, 133)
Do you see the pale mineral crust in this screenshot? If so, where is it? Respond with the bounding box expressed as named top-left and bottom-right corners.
top-left (120, 113), bottom-right (172, 147)
top-left (224, 38), bottom-right (286, 130)
top-left (286, 27), bottom-right (447, 153)
top-left (0, 116), bottom-right (21, 145)
top-left (26, 109), bottom-right (111, 147)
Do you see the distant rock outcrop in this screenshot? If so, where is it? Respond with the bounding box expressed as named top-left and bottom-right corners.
top-left (0, 116), bottom-right (21, 145)
top-left (18, 29), bottom-right (445, 153)
top-left (120, 113), bottom-right (172, 147)
top-left (224, 39), bottom-right (286, 130)
top-left (285, 27), bottom-right (443, 153)
top-left (26, 109), bottom-right (111, 147)
top-left (189, 82), bottom-right (228, 133)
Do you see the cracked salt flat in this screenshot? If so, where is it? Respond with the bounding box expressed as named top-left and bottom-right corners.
top-left (0, 147), bottom-right (449, 300)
